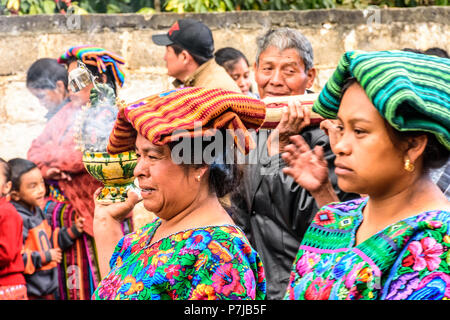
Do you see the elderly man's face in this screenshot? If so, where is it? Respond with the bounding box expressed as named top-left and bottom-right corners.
top-left (255, 46), bottom-right (315, 98)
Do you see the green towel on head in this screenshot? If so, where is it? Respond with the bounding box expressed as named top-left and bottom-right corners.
top-left (313, 50), bottom-right (450, 150)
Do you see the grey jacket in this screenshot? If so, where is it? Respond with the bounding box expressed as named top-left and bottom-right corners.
top-left (230, 126), bottom-right (358, 300)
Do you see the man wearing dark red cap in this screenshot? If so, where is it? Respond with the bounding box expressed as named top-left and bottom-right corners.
top-left (152, 19), bottom-right (240, 92)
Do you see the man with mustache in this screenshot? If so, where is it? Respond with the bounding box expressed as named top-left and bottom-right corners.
top-left (230, 28), bottom-right (357, 300)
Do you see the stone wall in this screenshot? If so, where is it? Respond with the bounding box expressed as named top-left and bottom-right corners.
top-left (0, 7), bottom-right (449, 160)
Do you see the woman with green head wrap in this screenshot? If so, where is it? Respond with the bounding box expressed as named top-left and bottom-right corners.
top-left (282, 50), bottom-right (450, 300)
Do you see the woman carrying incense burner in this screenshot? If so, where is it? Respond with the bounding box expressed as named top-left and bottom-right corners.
top-left (92, 87), bottom-right (266, 300)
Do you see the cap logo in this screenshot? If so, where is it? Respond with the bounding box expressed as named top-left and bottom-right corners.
top-left (168, 22), bottom-right (180, 36)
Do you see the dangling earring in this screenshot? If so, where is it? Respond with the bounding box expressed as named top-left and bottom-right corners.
top-left (196, 175), bottom-right (201, 182)
top-left (404, 159), bottom-right (415, 172)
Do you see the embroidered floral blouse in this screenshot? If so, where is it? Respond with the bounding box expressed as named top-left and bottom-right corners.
top-left (285, 197), bottom-right (450, 300)
top-left (93, 219), bottom-right (266, 300)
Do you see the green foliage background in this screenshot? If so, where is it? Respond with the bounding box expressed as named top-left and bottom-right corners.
top-left (0, 0), bottom-right (448, 15)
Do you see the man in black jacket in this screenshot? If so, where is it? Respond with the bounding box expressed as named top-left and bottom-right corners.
top-left (230, 28), bottom-right (358, 299)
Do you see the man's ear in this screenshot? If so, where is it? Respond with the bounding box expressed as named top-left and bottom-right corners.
top-left (181, 50), bottom-right (194, 66)
top-left (306, 67), bottom-right (316, 89)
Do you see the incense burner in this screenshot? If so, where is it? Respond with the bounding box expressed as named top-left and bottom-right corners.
top-left (69, 62), bottom-right (138, 203)
top-left (82, 151), bottom-right (137, 203)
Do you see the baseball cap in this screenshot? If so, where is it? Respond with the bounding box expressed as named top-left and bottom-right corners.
top-left (152, 19), bottom-right (214, 60)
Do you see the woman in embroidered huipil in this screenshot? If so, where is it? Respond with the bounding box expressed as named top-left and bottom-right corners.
top-left (92, 87), bottom-right (267, 300)
top-left (282, 50), bottom-right (450, 300)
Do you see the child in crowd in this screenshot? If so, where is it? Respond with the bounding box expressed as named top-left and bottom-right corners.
top-left (0, 158), bottom-right (27, 300)
top-left (214, 47), bottom-right (259, 98)
top-left (8, 158), bottom-right (85, 300)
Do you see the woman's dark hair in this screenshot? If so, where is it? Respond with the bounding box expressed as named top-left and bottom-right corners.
top-left (402, 48), bottom-right (424, 54)
top-left (214, 47), bottom-right (250, 73)
top-left (423, 47), bottom-right (449, 59)
top-left (0, 158), bottom-right (11, 182)
top-left (341, 76), bottom-right (358, 96)
top-left (8, 158), bottom-right (38, 191)
top-left (169, 44), bottom-right (210, 67)
top-left (402, 47), bottom-right (449, 59)
top-left (26, 58), bottom-right (68, 90)
top-left (64, 56), bottom-right (118, 94)
top-left (341, 77), bottom-right (449, 173)
top-left (168, 129), bottom-right (242, 199)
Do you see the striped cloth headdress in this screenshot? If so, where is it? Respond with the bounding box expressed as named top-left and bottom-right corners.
top-left (58, 45), bottom-right (125, 88)
top-left (313, 50), bottom-right (450, 150)
top-left (107, 87), bottom-right (267, 155)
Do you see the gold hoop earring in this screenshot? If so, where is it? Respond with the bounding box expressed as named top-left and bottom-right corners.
top-left (404, 159), bottom-right (415, 172)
